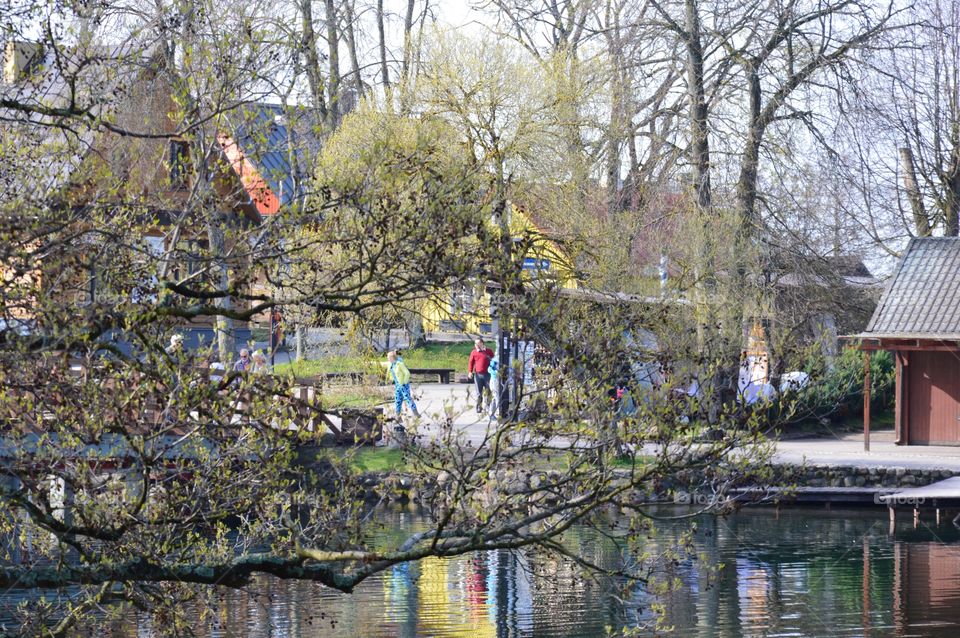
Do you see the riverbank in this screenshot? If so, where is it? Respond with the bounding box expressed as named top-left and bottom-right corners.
top-left (303, 382), bottom-right (960, 506)
top-left (301, 449), bottom-right (960, 510)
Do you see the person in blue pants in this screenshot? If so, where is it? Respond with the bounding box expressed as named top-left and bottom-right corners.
top-left (387, 351), bottom-right (420, 418)
top-left (487, 357), bottom-right (500, 421)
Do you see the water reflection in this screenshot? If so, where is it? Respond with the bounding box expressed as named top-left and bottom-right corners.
top-left (103, 507), bottom-right (960, 636)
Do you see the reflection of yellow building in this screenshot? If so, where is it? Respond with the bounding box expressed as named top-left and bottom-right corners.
top-left (417, 557), bottom-right (497, 638)
top-left (422, 203), bottom-right (578, 333)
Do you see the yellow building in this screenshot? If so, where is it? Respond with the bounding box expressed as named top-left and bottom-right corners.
top-left (422, 202), bottom-right (578, 333)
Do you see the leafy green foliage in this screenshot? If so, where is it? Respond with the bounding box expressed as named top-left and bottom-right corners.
top-left (276, 342), bottom-right (473, 378)
top-left (786, 348), bottom-right (895, 425)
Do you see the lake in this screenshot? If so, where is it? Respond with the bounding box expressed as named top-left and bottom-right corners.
top-left (113, 505), bottom-right (960, 637)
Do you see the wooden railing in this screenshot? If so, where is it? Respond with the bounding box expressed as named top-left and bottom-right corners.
top-left (16, 361), bottom-right (383, 445)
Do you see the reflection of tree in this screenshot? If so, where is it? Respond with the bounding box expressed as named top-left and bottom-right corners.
top-left (696, 514), bottom-right (721, 637)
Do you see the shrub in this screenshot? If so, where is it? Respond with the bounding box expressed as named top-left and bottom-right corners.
top-left (783, 347), bottom-right (894, 425)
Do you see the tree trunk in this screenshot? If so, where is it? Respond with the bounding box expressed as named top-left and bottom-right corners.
top-left (605, 39), bottom-right (625, 216)
top-left (401, 0), bottom-right (415, 83)
top-left (405, 312), bottom-right (426, 349)
top-left (900, 146), bottom-right (931, 236)
top-left (735, 66), bottom-right (763, 230)
top-left (398, 0), bottom-right (416, 114)
top-left (324, 0), bottom-right (341, 130)
top-left (343, 0), bottom-right (364, 106)
top-left (626, 131), bottom-right (640, 210)
top-left (684, 0), bottom-right (711, 212)
top-left (299, 0), bottom-right (328, 120)
top-left (946, 179), bottom-right (960, 236)
top-left (377, 0), bottom-right (391, 89)
top-left (683, 0), bottom-right (712, 351)
top-left (944, 148), bottom-right (960, 236)
top-left (734, 65), bottom-right (770, 406)
top-left (295, 324), bottom-right (304, 362)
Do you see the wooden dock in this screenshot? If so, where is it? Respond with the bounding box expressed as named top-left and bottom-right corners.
top-left (877, 476), bottom-right (960, 526)
top-left (733, 486), bottom-right (897, 506)
top-left (733, 477), bottom-right (960, 527)
top-left (878, 476), bottom-right (960, 507)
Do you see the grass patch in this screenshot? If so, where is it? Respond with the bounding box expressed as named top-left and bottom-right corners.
top-left (318, 447), bottom-right (409, 473)
top-left (276, 342), bottom-right (475, 379)
top-left (320, 386), bottom-right (390, 410)
top-left (349, 448), bottom-right (408, 472)
top-left (393, 342), bottom-right (474, 369)
top-left (611, 454), bottom-right (652, 469)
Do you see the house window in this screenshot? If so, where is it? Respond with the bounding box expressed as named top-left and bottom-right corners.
top-left (169, 140), bottom-right (190, 189)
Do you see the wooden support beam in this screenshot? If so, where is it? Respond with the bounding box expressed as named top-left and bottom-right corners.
top-left (894, 352), bottom-right (903, 444)
top-left (864, 350), bottom-right (871, 452)
top-left (852, 338), bottom-right (960, 351)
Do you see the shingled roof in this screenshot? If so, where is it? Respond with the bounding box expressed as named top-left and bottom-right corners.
top-left (861, 237), bottom-right (960, 339)
top-left (221, 104), bottom-right (321, 214)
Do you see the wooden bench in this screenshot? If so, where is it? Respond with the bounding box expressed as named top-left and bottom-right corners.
top-left (321, 368), bottom-right (454, 384)
top-left (407, 368), bottom-right (455, 383)
top-left (322, 371), bottom-right (369, 384)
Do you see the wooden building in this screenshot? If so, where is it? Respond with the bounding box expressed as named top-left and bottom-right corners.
top-left (1, 41), bottom-right (316, 346)
top-left (856, 237), bottom-right (960, 446)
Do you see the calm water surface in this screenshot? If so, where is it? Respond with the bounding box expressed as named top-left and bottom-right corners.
top-left (136, 507), bottom-right (960, 637)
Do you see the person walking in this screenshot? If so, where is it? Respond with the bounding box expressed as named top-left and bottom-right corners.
top-left (388, 350), bottom-right (420, 419)
top-left (207, 356), bottom-right (226, 385)
top-left (468, 339), bottom-right (495, 413)
top-left (250, 350), bottom-right (271, 374)
top-left (487, 355), bottom-right (500, 421)
top-left (233, 348), bottom-right (251, 373)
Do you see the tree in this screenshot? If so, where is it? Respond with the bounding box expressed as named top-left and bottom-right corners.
top-left (2, 0), bottom-right (921, 633)
top-left (838, 0), bottom-right (960, 240)
top-left (0, 14), bottom-right (787, 638)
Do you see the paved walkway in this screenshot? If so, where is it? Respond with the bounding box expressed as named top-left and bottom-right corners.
top-left (394, 382), bottom-right (500, 446)
top-left (774, 431), bottom-right (960, 471)
top-left (381, 383), bottom-right (960, 470)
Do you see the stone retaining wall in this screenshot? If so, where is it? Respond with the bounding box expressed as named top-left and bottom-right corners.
top-left (327, 463), bottom-right (959, 507)
top-left (782, 464), bottom-right (960, 488)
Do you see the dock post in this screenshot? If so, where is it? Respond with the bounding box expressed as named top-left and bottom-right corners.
top-left (937, 508), bottom-right (942, 526)
top-left (888, 506), bottom-right (895, 534)
top-left (863, 350), bottom-right (871, 452)
top-left (913, 508), bottom-right (919, 528)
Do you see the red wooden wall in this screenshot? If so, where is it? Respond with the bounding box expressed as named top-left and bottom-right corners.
top-left (902, 350), bottom-right (960, 445)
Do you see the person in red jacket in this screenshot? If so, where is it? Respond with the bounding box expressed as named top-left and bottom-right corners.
top-left (468, 338), bottom-right (495, 413)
